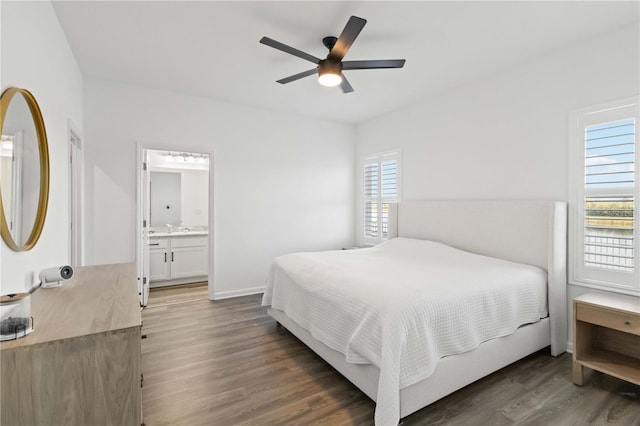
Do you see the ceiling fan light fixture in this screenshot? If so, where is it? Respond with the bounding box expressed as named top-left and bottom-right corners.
top-left (318, 72), bottom-right (342, 87)
top-left (318, 59), bottom-right (342, 87)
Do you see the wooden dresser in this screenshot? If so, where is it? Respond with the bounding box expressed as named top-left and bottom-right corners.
top-left (1, 263), bottom-right (142, 425)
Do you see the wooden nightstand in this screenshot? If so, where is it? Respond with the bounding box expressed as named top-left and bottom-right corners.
top-left (572, 292), bottom-right (640, 386)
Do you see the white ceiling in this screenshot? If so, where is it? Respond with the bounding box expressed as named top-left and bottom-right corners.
top-left (52, 1), bottom-right (639, 124)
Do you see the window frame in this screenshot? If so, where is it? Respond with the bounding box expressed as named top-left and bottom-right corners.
top-left (361, 149), bottom-right (401, 246)
top-left (568, 97), bottom-right (639, 295)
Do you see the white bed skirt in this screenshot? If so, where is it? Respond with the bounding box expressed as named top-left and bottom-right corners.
top-left (269, 307), bottom-right (551, 419)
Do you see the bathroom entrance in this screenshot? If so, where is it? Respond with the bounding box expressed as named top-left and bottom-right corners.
top-left (136, 147), bottom-right (211, 307)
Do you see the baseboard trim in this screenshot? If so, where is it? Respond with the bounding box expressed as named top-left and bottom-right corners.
top-left (150, 276), bottom-right (207, 288)
top-left (213, 286), bottom-right (265, 300)
top-left (566, 341), bottom-right (573, 354)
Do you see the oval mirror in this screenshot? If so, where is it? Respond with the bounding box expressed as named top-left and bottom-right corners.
top-left (0, 88), bottom-right (50, 251)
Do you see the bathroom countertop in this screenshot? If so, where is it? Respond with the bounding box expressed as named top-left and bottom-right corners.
top-left (149, 231), bottom-right (208, 237)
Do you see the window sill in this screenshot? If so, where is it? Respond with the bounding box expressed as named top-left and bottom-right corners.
top-left (569, 280), bottom-right (640, 297)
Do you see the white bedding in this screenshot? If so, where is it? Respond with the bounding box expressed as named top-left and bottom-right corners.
top-left (261, 238), bottom-right (548, 426)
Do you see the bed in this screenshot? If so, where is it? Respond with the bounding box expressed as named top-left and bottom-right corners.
top-left (262, 200), bottom-right (567, 425)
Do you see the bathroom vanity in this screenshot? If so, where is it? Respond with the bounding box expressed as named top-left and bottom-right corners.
top-left (149, 232), bottom-right (208, 286)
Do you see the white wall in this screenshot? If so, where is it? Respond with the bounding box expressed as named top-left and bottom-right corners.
top-left (0, 1), bottom-right (83, 293)
top-left (181, 170), bottom-right (208, 227)
top-left (83, 78), bottom-right (355, 298)
top-left (356, 25), bottom-right (640, 345)
top-left (357, 25), bottom-right (638, 206)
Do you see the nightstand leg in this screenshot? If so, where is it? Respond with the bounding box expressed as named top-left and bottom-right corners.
top-left (572, 362), bottom-right (584, 386)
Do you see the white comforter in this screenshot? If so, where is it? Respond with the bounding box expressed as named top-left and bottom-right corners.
top-left (262, 238), bottom-right (548, 426)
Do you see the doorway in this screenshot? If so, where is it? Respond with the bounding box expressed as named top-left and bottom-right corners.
top-left (136, 147), bottom-right (211, 307)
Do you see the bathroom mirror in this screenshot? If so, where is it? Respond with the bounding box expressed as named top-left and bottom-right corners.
top-left (0, 88), bottom-right (50, 251)
top-left (150, 171), bottom-right (182, 226)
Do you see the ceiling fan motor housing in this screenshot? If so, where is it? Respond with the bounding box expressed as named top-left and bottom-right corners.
top-left (318, 58), bottom-right (343, 76)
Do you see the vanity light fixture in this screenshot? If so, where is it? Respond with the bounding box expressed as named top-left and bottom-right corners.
top-left (161, 151), bottom-right (208, 166)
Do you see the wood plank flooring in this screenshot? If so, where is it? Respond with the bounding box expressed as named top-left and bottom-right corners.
top-left (142, 286), bottom-right (640, 425)
top-left (146, 282), bottom-right (209, 308)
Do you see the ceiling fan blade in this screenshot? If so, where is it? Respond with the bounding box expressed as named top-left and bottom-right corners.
top-left (340, 74), bottom-right (354, 94)
top-left (260, 37), bottom-right (321, 64)
top-left (329, 16), bottom-right (367, 61)
top-left (342, 59), bottom-right (406, 70)
top-left (276, 68), bottom-right (318, 84)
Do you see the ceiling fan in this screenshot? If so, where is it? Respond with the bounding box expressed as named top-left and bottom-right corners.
top-left (260, 15), bottom-right (406, 94)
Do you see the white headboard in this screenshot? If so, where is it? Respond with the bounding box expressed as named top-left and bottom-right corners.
top-left (396, 200), bottom-right (567, 355)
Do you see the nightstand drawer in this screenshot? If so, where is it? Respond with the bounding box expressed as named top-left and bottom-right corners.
top-left (576, 303), bottom-right (640, 335)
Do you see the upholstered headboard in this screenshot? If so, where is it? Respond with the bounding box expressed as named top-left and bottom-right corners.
top-left (395, 200), bottom-right (568, 355)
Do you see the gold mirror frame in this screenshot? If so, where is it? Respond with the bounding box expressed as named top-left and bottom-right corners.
top-left (0, 88), bottom-right (50, 251)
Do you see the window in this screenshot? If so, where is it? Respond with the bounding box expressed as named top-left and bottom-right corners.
top-left (569, 98), bottom-right (639, 294)
top-left (363, 150), bottom-right (400, 244)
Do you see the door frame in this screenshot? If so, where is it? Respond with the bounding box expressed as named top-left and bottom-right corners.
top-left (68, 121), bottom-right (83, 266)
top-left (135, 144), bottom-right (213, 306)
top-left (136, 144), bottom-right (150, 307)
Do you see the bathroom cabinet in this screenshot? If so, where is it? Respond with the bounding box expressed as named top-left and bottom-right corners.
top-left (0, 263), bottom-right (142, 425)
top-left (149, 238), bottom-right (171, 281)
top-left (149, 235), bottom-right (208, 285)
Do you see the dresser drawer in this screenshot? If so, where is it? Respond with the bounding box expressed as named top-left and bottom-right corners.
top-left (576, 303), bottom-right (640, 335)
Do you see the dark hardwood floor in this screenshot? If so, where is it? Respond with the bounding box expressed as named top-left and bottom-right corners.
top-left (142, 287), bottom-right (640, 425)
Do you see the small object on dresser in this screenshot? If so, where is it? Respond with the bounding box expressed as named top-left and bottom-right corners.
top-left (0, 293), bottom-right (34, 341)
top-left (39, 265), bottom-right (74, 288)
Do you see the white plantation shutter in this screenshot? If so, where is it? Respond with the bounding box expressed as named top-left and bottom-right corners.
top-left (364, 163), bottom-right (379, 238)
top-left (380, 160), bottom-right (398, 239)
top-left (381, 160), bottom-right (397, 197)
top-left (570, 99), bottom-right (639, 293)
top-left (363, 151), bottom-right (400, 244)
top-left (584, 197), bottom-right (634, 271)
top-left (584, 119), bottom-right (635, 272)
